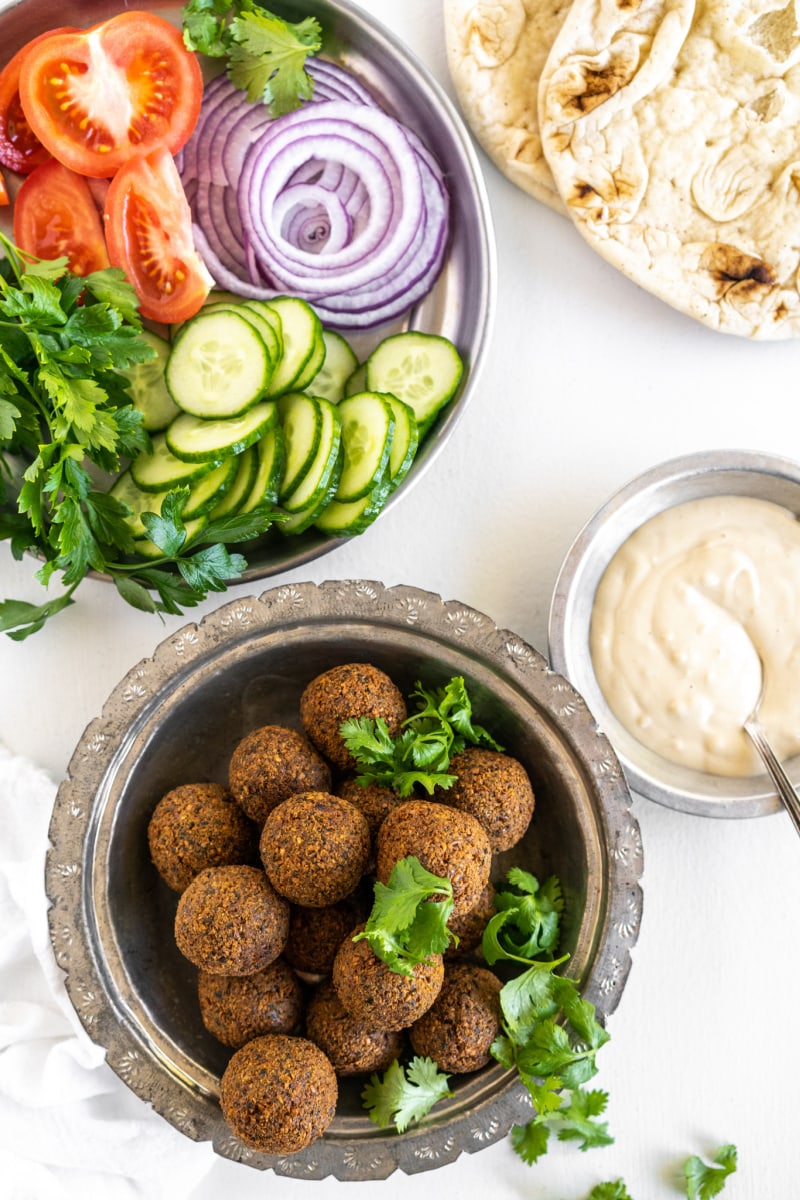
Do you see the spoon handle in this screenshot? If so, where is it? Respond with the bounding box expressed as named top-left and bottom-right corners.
top-left (744, 720), bottom-right (800, 838)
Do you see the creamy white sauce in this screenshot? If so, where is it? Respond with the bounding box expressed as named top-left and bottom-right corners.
top-left (590, 495), bottom-right (800, 776)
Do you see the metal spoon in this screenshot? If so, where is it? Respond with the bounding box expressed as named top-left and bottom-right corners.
top-left (743, 674), bottom-right (800, 837)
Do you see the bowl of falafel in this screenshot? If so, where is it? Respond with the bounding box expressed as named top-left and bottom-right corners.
top-left (46, 579), bottom-right (643, 1180)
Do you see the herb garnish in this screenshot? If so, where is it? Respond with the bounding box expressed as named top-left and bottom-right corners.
top-left (587, 1183), bottom-right (634, 1200)
top-left (182, 1), bottom-right (322, 115)
top-left (0, 237), bottom-right (274, 639)
top-left (340, 675), bottom-right (504, 796)
top-left (684, 1143), bottom-right (738, 1199)
top-left (483, 868), bottom-right (612, 1165)
top-left (353, 855), bottom-right (457, 977)
top-left (362, 1055), bottom-right (453, 1133)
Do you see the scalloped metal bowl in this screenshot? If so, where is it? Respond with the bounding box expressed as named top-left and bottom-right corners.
top-left (548, 449), bottom-right (800, 819)
top-left (46, 581), bottom-right (642, 1179)
top-left (0, 0), bottom-right (495, 582)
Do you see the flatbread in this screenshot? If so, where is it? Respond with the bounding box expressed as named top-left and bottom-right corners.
top-left (538, 0), bottom-right (800, 338)
top-left (443, 0), bottom-right (573, 211)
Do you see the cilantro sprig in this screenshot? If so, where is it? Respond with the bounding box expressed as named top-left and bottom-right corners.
top-left (353, 855), bottom-right (457, 977)
top-left (362, 1055), bottom-right (453, 1133)
top-left (340, 675), bottom-right (504, 796)
top-left (182, 1), bottom-right (322, 115)
top-left (483, 868), bottom-right (612, 1165)
top-left (0, 237), bottom-right (272, 639)
top-left (684, 1143), bottom-right (738, 1199)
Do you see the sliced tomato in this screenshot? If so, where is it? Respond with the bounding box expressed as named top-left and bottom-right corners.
top-left (18, 12), bottom-right (203, 179)
top-left (13, 158), bottom-right (110, 275)
top-left (0, 28), bottom-right (78, 174)
top-left (104, 146), bottom-right (212, 324)
top-left (0, 170), bottom-right (9, 206)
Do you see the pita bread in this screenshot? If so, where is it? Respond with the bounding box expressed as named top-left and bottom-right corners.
top-left (443, 0), bottom-right (573, 211)
top-left (538, 0), bottom-right (800, 337)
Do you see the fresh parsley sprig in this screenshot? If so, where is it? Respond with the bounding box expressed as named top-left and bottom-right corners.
top-left (483, 868), bottom-right (612, 1165)
top-left (340, 675), bottom-right (504, 796)
top-left (353, 855), bottom-right (457, 977)
top-left (0, 237), bottom-right (273, 639)
top-left (362, 1055), bottom-right (453, 1133)
top-left (182, 0), bottom-right (322, 115)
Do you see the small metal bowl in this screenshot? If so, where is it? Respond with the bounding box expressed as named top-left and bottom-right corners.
top-left (47, 581), bottom-right (642, 1180)
top-left (548, 449), bottom-right (800, 819)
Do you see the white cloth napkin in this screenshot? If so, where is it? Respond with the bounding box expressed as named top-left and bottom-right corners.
top-left (0, 744), bottom-right (218, 1200)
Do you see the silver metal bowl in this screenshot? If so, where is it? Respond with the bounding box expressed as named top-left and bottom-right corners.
top-left (0, 0), bottom-right (495, 581)
top-left (548, 449), bottom-right (800, 819)
top-left (47, 581), bottom-right (642, 1179)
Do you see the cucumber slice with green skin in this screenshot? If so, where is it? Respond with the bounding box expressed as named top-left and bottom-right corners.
top-left (133, 515), bottom-right (209, 560)
top-left (119, 329), bottom-right (180, 432)
top-left (304, 329), bottom-right (358, 404)
top-left (335, 391), bottom-right (395, 503)
top-left (165, 401), bottom-right (278, 463)
top-left (315, 468), bottom-right (392, 536)
top-left (280, 399), bottom-right (342, 514)
top-left (182, 455), bottom-right (240, 518)
top-left (278, 461), bottom-right (342, 536)
top-left (209, 446), bottom-right (259, 519)
top-left (203, 302), bottom-right (281, 376)
top-left (242, 300), bottom-right (284, 360)
top-left (263, 297), bottom-right (324, 396)
top-left (166, 309), bottom-right (272, 418)
top-left (365, 332), bottom-right (464, 430)
top-left (277, 392), bottom-right (323, 499)
top-left (239, 426), bottom-right (285, 513)
top-left (131, 433), bottom-right (222, 493)
top-left (344, 361), bottom-right (367, 397)
top-left (385, 394), bottom-right (419, 490)
top-left (171, 290), bottom-right (245, 342)
top-left (110, 470), bottom-right (170, 539)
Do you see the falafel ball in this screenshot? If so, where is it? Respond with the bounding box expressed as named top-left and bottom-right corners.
top-left (410, 962), bottom-right (503, 1073)
top-left (336, 775), bottom-right (401, 840)
top-left (284, 894), bottom-right (367, 976)
top-left (147, 783), bottom-right (257, 893)
top-left (305, 980), bottom-right (403, 1076)
top-left (332, 924), bottom-right (444, 1032)
top-left (299, 663), bottom-right (407, 771)
top-left (375, 800), bottom-right (492, 918)
top-left (446, 881), bottom-right (496, 959)
top-left (439, 747), bottom-right (535, 852)
top-left (260, 792), bottom-right (370, 907)
top-left (220, 1034), bottom-right (337, 1154)
top-left (197, 958), bottom-right (303, 1047)
top-left (174, 864), bottom-right (289, 976)
top-left (228, 725), bottom-right (332, 825)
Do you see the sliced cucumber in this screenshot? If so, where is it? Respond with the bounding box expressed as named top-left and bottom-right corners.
top-left (183, 456), bottom-right (240, 518)
top-left (315, 469), bottom-right (392, 536)
top-left (264, 297), bottom-right (324, 396)
top-left (335, 391), bottom-right (395, 503)
top-left (277, 465), bottom-right (341, 535)
top-left (304, 329), bottom-right (358, 404)
top-left (209, 446), bottom-right (259, 519)
top-left (119, 329), bottom-right (181, 432)
top-left (131, 433), bottom-right (222, 493)
top-left (166, 309), bottom-right (272, 418)
top-left (241, 301), bottom-right (283, 366)
top-left (385, 394), bottom-right (419, 490)
top-left (277, 392), bottom-right (323, 499)
top-left (280, 398), bottom-right (342, 514)
top-left (344, 361), bottom-right (367, 397)
top-left (365, 332), bottom-right (464, 430)
top-left (165, 402), bottom-right (277, 463)
top-left (110, 470), bottom-right (170, 539)
top-left (171, 290), bottom-right (244, 342)
top-left (239, 426), bottom-right (285, 513)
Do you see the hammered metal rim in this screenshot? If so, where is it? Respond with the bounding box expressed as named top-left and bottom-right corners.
top-left (46, 580), bottom-right (643, 1179)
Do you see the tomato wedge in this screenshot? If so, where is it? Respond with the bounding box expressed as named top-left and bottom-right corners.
top-left (0, 28), bottom-right (78, 174)
top-left (0, 170), bottom-right (9, 206)
top-left (104, 146), bottom-right (212, 324)
top-left (13, 158), bottom-right (110, 275)
top-left (18, 12), bottom-right (203, 179)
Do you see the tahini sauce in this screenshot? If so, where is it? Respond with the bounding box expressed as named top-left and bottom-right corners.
top-left (590, 495), bottom-right (800, 776)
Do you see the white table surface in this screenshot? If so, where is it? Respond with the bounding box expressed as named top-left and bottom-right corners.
top-left (2, 2), bottom-right (799, 1198)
